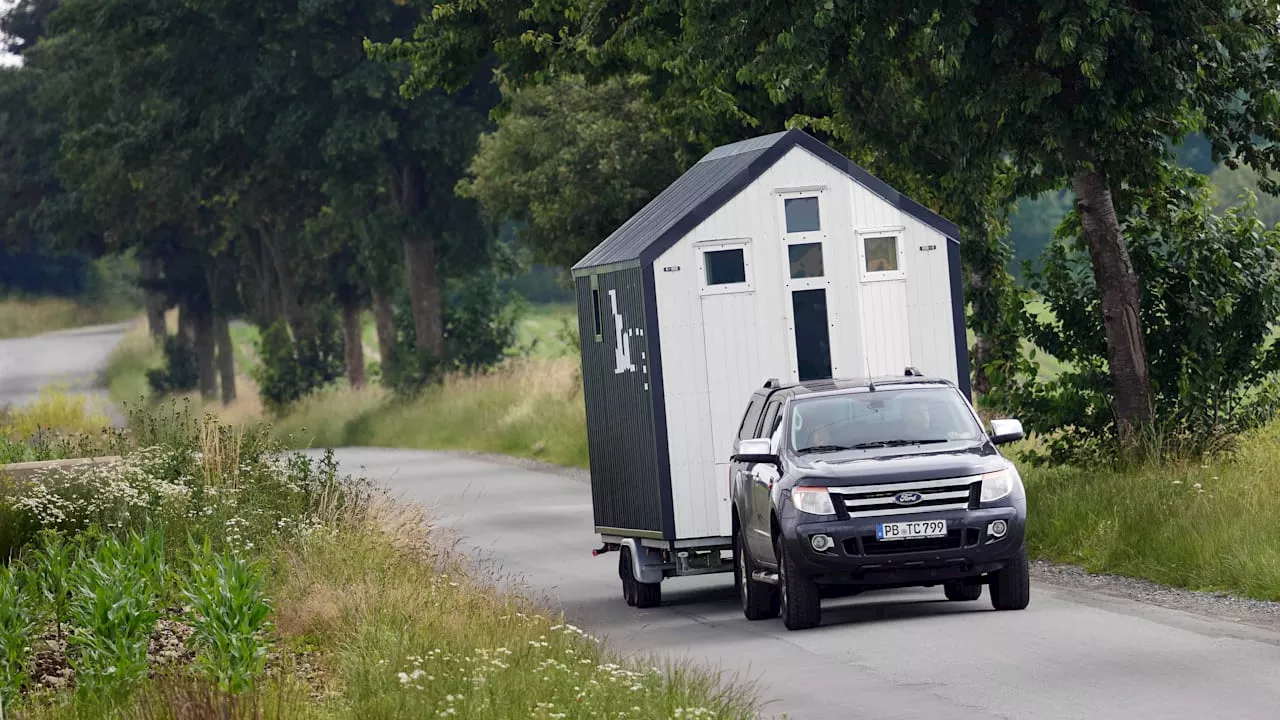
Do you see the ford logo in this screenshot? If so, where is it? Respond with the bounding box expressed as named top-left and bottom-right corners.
top-left (893, 491), bottom-right (923, 506)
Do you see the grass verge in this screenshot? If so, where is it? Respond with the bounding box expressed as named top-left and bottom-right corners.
top-left (273, 358), bottom-right (588, 468)
top-left (0, 297), bottom-right (136, 340)
top-left (0, 400), bottom-right (756, 718)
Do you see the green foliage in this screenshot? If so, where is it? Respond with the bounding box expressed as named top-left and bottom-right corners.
top-left (998, 172), bottom-right (1280, 462)
top-left (182, 541), bottom-right (272, 694)
top-left (66, 533), bottom-right (163, 697)
top-left (0, 563), bottom-right (38, 706)
top-left (28, 530), bottom-right (74, 641)
top-left (383, 272), bottom-right (525, 396)
top-left (1211, 163), bottom-right (1280, 230)
top-left (460, 75), bottom-right (683, 268)
top-left (146, 336), bottom-right (200, 396)
top-left (253, 317), bottom-right (345, 411)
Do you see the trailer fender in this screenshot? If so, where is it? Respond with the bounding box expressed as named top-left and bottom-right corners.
top-left (619, 539), bottom-right (665, 584)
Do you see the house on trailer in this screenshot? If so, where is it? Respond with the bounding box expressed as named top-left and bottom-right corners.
top-left (572, 128), bottom-right (969, 547)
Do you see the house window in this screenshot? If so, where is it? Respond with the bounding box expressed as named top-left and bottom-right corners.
top-left (784, 197), bottom-right (821, 233)
top-left (704, 248), bottom-right (746, 285)
top-left (863, 235), bottom-right (899, 273)
top-left (788, 242), bottom-right (824, 279)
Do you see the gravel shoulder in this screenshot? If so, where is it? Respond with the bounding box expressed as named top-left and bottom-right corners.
top-left (1031, 560), bottom-right (1280, 633)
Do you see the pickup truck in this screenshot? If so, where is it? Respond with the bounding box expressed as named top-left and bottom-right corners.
top-left (729, 375), bottom-right (1029, 630)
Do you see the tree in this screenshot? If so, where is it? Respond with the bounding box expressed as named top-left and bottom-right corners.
top-left (1002, 168), bottom-right (1280, 461)
top-left (459, 74), bottom-right (683, 268)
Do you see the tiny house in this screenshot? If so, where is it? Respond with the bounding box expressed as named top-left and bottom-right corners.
top-left (572, 129), bottom-right (968, 589)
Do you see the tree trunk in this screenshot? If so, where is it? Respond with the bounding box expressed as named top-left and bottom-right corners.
top-left (370, 288), bottom-right (397, 370)
top-left (1070, 168), bottom-right (1153, 435)
top-left (262, 233), bottom-right (317, 343)
top-left (177, 303), bottom-right (196, 348)
top-left (140, 257), bottom-right (168, 340)
top-left (341, 299), bottom-right (366, 389)
top-left (192, 308), bottom-right (217, 400)
top-left (966, 264), bottom-right (995, 397)
top-left (402, 237), bottom-right (444, 357)
top-left (214, 315), bottom-right (237, 405)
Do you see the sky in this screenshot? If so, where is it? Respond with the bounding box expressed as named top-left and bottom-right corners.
top-left (0, 0), bottom-right (20, 67)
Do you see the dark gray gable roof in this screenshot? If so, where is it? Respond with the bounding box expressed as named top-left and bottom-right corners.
top-left (571, 129), bottom-right (960, 275)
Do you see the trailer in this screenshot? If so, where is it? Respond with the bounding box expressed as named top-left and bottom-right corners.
top-left (571, 129), bottom-right (969, 607)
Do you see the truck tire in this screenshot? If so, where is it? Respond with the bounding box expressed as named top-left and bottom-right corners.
top-left (990, 544), bottom-right (1031, 611)
top-left (777, 537), bottom-right (821, 630)
top-left (735, 526), bottom-right (779, 620)
top-left (620, 545), bottom-right (662, 608)
top-left (944, 580), bottom-right (982, 601)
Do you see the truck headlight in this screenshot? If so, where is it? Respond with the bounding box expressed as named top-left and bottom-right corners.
top-left (791, 487), bottom-right (836, 516)
top-left (979, 467), bottom-right (1017, 503)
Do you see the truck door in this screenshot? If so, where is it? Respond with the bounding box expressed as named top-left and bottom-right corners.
top-left (747, 399), bottom-right (783, 560)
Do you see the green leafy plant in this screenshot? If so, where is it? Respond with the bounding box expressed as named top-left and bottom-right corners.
top-left (66, 534), bottom-right (161, 697)
top-left (253, 317), bottom-right (345, 411)
top-left (28, 530), bottom-right (74, 641)
top-left (147, 335), bottom-right (200, 395)
top-left (182, 540), bottom-right (273, 693)
top-left (0, 563), bottom-right (37, 707)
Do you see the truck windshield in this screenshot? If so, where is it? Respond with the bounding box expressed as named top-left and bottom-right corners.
top-left (789, 387), bottom-right (983, 453)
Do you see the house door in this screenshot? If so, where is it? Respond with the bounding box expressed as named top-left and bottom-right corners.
top-left (791, 289), bottom-right (833, 381)
top-left (857, 228), bottom-right (911, 376)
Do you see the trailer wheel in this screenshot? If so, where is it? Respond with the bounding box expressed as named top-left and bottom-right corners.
top-left (735, 526), bottom-right (778, 620)
top-left (619, 549), bottom-right (637, 606)
top-left (619, 545), bottom-right (661, 608)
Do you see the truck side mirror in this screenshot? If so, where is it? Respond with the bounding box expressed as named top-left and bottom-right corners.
top-left (989, 418), bottom-right (1025, 445)
top-left (732, 438), bottom-right (780, 466)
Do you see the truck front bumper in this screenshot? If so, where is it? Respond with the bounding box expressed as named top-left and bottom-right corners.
top-left (781, 505), bottom-right (1025, 587)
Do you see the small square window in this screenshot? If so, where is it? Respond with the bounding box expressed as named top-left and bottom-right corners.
top-left (864, 236), bottom-right (899, 273)
top-left (704, 248), bottom-right (746, 285)
top-left (788, 243), bottom-right (824, 279)
top-left (784, 197), bottom-right (821, 233)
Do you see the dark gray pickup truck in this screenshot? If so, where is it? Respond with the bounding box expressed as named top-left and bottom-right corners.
top-left (729, 375), bottom-right (1029, 630)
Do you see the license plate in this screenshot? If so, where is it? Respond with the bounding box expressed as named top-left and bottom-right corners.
top-left (877, 519), bottom-right (948, 541)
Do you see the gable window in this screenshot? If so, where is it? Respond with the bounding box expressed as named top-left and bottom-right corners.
top-left (864, 236), bottom-right (899, 273)
top-left (788, 242), bottom-right (824, 279)
top-left (590, 275), bottom-right (603, 342)
top-left (857, 227), bottom-right (907, 282)
top-left (705, 248), bottom-right (746, 285)
top-left (697, 238), bottom-right (753, 295)
top-left (784, 197), bottom-right (821, 233)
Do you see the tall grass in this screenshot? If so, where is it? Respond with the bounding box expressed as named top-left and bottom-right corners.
top-left (275, 358), bottom-right (589, 468)
top-left (1018, 420), bottom-right (1280, 600)
top-left (102, 324), bottom-right (163, 405)
top-left (0, 298), bottom-right (136, 340)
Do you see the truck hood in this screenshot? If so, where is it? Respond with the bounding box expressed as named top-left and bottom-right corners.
top-left (789, 440), bottom-right (1010, 487)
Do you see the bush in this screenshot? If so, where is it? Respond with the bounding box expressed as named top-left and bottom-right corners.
top-left (253, 317), bottom-right (345, 411)
top-left (383, 272), bottom-right (525, 396)
top-left (147, 336), bottom-right (200, 396)
top-left (182, 542), bottom-right (272, 693)
top-left (996, 171), bottom-right (1280, 464)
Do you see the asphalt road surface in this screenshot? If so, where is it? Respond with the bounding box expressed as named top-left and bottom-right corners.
top-left (0, 322), bottom-right (131, 420)
top-left (8, 324), bottom-right (1280, 719)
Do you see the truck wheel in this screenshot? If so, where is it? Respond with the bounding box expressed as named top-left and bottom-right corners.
top-left (735, 527), bottom-right (779, 620)
top-left (990, 544), bottom-right (1031, 611)
top-left (944, 580), bottom-right (982, 601)
top-left (776, 537), bottom-right (821, 630)
top-left (620, 545), bottom-right (662, 608)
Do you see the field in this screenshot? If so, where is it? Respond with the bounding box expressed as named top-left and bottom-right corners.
top-left (0, 395), bottom-right (758, 718)
top-left (0, 298), bottom-right (137, 340)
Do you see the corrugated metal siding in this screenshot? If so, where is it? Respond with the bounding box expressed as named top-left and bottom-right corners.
top-left (903, 217), bottom-right (961, 385)
top-left (575, 269), bottom-right (667, 536)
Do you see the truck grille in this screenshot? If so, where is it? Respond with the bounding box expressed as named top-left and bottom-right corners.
top-left (827, 475), bottom-right (981, 518)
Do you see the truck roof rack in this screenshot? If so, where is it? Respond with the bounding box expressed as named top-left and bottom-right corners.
top-left (763, 378), bottom-right (781, 388)
top-left (904, 366), bottom-right (922, 377)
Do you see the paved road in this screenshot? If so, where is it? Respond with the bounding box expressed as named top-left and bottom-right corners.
top-left (10, 324), bottom-right (1280, 719)
top-left (0, 322), bottom-right (131, 418)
